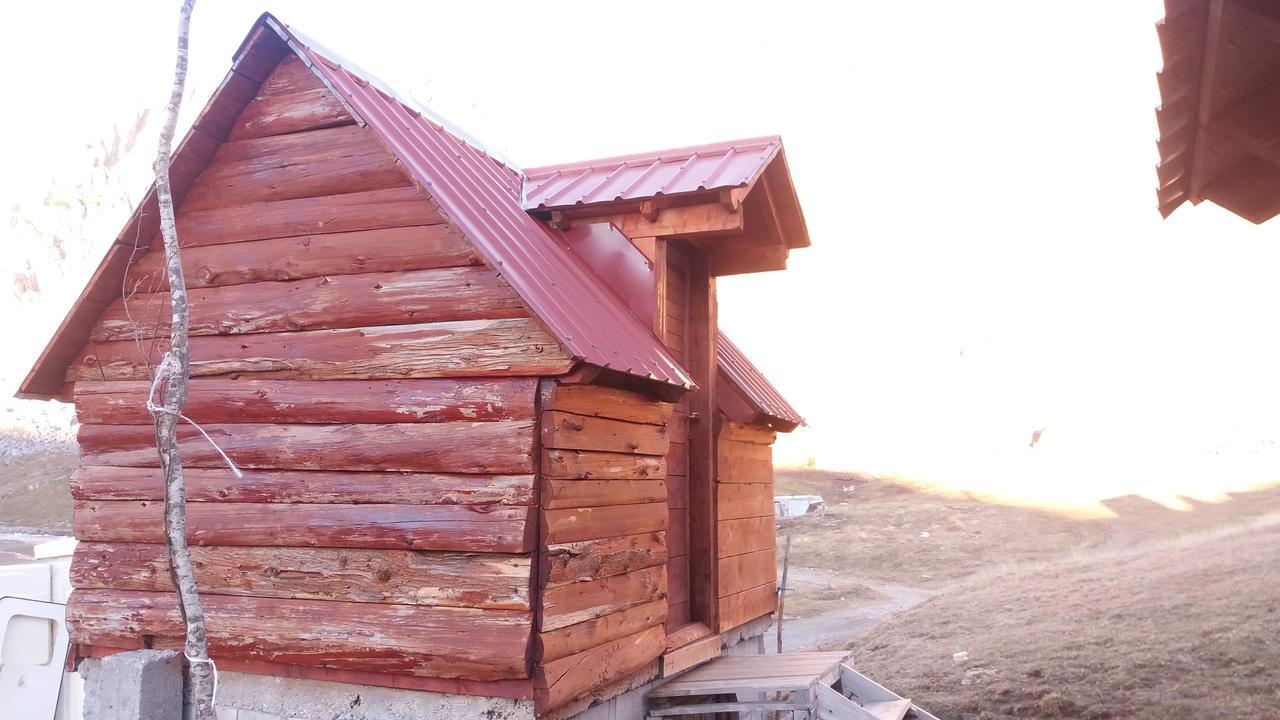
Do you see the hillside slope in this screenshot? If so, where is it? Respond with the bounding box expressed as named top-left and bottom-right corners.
top-left (844, 516), bottom-right (1280, 720)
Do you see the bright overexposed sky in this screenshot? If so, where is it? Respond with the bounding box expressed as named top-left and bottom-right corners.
top-left (3, 1), bottom-right (1278, 514)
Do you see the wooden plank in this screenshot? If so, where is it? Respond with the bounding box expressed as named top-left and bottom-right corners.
top-left (659, 632), bottom-right (721, 677)
top-left (68, 318), bottom-right (574, 382)
top-left (595, 203), bottom-right (744, 238)
top-left (717, 582), bottom-right (776, 633)
top-left (71, 542), bottom-right (531, 609)
top-left (73, 378), bottom-right (536, 425)
top-left (533, 624), bottom-right (665, 712)
top-left (685, 251), bottom-right (719, 630)
top-left (541, 479), bottom-right (666, 509)
top-left (720, 422), bottom-right (777, 446)
top-left (74, 501), bottom-right (535, 553)
top-left (717, 440), bottom-right (773, 484)
top-left (649, 701), bottom-right (811, 717)
top-left (540, 566), bottom-right (667, 632)
top-left (817, 683), bottom-right (880, 720)
top-left (229, 86), bottom-right (354, 140)
top-left (126, 224), bottom-right (476, 291)
top-left (257, 54), bottom-right (327, 95)
top-left (716, 483), bottom-right (775, 520)
top-left (542, 531), bottom-right (666, 587)
top-left (541, 412), bottom-right (669, 456)
top-left (95, 266), bottom-right (527, 341)
top-left (666, 473), bottom-right (689, 509)
top-left (134, 184), bottom-right (446, 254)
top-left (77, 420), bottom-right (535, 473)
top-left (546, 384), bottom-right (674, 426)
top-left (67, 589), bottom-right (530, 680)
top-left (71, 466), bottom-right (534, 506)
top-left (717, 517), bottom-right (776, 557)
top-left (541, 503), bottom-right (667, 545)
top-left (664, 622), bottom-right (713, 651)
top-left (541, 450), bottom-right (665, 480)
top-left (536, 598), bottom-right (666, 663)
top-left (666, 554), bottom-right (689, 627)
top-left (862, 700), bottom-right (914, 720)
top-left (180, 125), bottom-right (409, 211)
top-left (717, 548), bottom-right (777, 598)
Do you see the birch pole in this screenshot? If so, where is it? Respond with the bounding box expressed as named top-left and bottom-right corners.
top-left (152, 1), bottom-right (217, 717)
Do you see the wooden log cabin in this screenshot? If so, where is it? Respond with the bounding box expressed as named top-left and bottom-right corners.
top-left (18, 13), bottom-right (809, 718)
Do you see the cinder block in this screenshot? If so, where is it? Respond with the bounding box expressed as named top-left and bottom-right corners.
top-left (81, 650), bottom-right (183, 720)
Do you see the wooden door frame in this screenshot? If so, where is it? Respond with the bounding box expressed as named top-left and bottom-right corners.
top-left (654, 238), bottom-right (719, 633)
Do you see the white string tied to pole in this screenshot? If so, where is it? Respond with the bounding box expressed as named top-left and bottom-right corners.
top-left (146, 353), bottom-right (243, 479)
top-left (184, 652), bottom-right (219, 707)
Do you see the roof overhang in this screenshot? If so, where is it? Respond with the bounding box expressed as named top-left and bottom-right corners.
top-left (1156, 0), bottom-right (1280, 223)
top-left (522, 138), bottom-right (810, 276)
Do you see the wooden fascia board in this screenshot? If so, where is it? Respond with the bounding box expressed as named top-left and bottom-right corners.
top-left (1189, 0), bottom-right (1226, 203)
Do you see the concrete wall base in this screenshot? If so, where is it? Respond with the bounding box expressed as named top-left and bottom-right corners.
top-left (80, 650), bottom-right (183, 720)
top-left (79, 620), bottom-right (773, 720)
top-left (212, 672), bottom-right (534, 720)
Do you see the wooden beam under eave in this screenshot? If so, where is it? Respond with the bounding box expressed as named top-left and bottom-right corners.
top-left (603, 203), bottom-right (745, 238)
top-left (708, 243), bottom-right (788, 277)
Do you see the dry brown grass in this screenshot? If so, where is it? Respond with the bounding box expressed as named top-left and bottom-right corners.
top-left (775, 470), bottom-right (1113, 587)
top-left (841, 516), bottom-right (1280, 719)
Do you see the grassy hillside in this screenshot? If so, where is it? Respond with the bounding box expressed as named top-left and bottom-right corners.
top-left (842, 515), bottom-right (1280, 720)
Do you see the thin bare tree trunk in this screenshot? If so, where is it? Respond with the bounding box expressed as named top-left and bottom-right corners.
top-left (152, 1), bottom-right (215, 717)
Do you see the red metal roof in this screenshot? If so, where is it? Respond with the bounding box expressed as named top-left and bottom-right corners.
top-left (716, 331), bottom-right (804, 430)
top-left (269, 17), bottom-right (694, 389)
top-left (522, 138), bottom-right (782, 211)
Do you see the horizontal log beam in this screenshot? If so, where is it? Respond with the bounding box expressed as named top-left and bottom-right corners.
top-left (180, 125), bottom-right (410, 212)
top-left (125, 224), bottom-right (477, 291)
top-left (541, 479), bottom-right (666, 509)
top-left (544, 384), bottom-right (673, 426)
top-left (68, 318), bottom-right (574, 382)
top-left (542, 531), bottom-right (667, 588)
top-left (542, 503), bottom-right (668, 545)
top-left (541, 450), bottom-right (666, 481)
top-left (74, 501), bottom-right (536, 553)
top-left (72, 542), bottom-right (531, 609)
top-left (533, 625), bottom-right (665, 713)
top-left (591, 203), bottom-right (744, 238)
top-left (540, 566), bottom-right (667, 631)
top-left (77, 421), bottom-right (535, 473)
top-left (541, 412), bottom-right (669, 456)
top-left (68, 589), bottom-right (531, 680)
top-left (229, 87), bottom-right (354, 141)
top-left (536, 599), bottom-right (666, 663)
top-left (97, 266), bottom-right (526, 341)
top-left (71, 466), bottom-right (534, 505)
top-left (73, 378), bottom-right (536, 425)
top-left (124, 186), bottom-right (444, 252)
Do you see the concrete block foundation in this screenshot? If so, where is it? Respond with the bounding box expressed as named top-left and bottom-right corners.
top-left (79, 650), bottom-right (182, 720)
top-left (79, 621), bottom-right (772, 720)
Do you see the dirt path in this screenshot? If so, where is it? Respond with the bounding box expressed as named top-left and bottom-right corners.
top-left (776, 566), bottom-right (936, 652)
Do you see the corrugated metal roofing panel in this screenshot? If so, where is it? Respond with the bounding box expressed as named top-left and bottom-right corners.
top-left (271, 17), bottom-right (694, 389)
top-left (717, 331), bottom-right (804, 429)
top-left (522, 137), bottom-right (782, 211)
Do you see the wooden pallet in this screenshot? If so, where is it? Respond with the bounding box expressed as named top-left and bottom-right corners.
top-left (644, 652), bottom-right (939, 720)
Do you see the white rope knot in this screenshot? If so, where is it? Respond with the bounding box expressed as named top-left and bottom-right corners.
top-left (184, 651), bottom-right (219, 707)
top-left (147, 353), bottom-right (243, 479)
